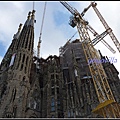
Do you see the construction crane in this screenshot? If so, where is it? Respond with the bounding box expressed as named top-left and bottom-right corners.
top-left (60, 1), bottom-right (120, 118)
top-left (32, 1), bottom-right (47, 71)
top-left (60, 2), bottom-right (116, 54)
top-left (81, 1), bottom-right (120, 53)
top-left (37, 1), bottom-right (47, 59)
top-left (87, 24), bottom-right (116, 54)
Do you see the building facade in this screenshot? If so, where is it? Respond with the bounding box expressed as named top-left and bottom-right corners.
top-left (0, 10), bottom-right (120, 118)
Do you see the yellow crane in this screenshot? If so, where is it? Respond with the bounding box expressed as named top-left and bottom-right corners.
top-left (81, 1), bottom-right (120, 53)
top-left (60, 1), bottom-right (120, 118)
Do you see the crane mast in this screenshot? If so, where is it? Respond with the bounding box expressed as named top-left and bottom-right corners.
top-left (81, 1), bottom-right (120, 53)
top-left (92, 2), bottom-right (120, 53)
top-left (60, 1), bottom-right (120, 118)
top-left (87, 24), bottom-right (116, 54)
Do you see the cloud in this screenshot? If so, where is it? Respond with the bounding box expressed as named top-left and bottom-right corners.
top-left (34, 1), bottom-right (78, 58)
top-left (0, 1), bottom-right (120, 78)
top-left (0, 2), bottom-right (26, 50)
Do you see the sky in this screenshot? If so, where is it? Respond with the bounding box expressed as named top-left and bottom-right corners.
top-left (0, 1), bottom-right (120, 77)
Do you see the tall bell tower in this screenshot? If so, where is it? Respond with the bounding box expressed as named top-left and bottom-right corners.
top-left (0, 10), bottom-right (35, 118)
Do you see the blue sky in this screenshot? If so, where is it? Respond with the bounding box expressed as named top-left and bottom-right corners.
top-left (0, 1), bottom-right (120, 77)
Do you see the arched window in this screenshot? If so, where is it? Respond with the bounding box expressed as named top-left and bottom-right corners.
top-left (51, 97), bottom-right (55, 106)
top-left (51, 80), bottom-right (54, 87)
top-left (51, 97), bottom-right (55, 112)
top-left (28, 99), bottom-right (31, 108)
top-left (51, 88), bottom-right (54, 95)
top-left (56, 74), bottom-right (59, 79)
top-left (51, 74), bottom-right (54, 79)
top-left (71, 109), bottom-right (74, 117)
top-left (51, 106), bottom-right (55, 112)
top-left (22, 54), bottom-right (25, 62)
top-left (36, 102), bottom-right (40, 110)
top-left (4, 112), bottom-right (13, 118)
top-left (31, 101), bottom-right (34, 109)
top-left (57, 88), bottom-right (59, 94)
top-left (56, 80), bottom-right (59, 86)
top-left (34, 101), bottom-right (37, 109)
top-left (68, 110), bottom-right (70, 117)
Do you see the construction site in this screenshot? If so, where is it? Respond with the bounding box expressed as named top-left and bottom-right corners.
top-left (0, 1), bottom-right (120, 118)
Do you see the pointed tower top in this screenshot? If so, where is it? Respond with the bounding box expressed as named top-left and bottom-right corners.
top-left (31, 10), bottom-right (35, 21)
top-left (24, 11), bottom-right (32, 26)
top-left (28, 11), bottom-right (32, 19)
top-left (13, 23), bottom-right (23, 39)
top-left (18, 23), bottom-right (22, 32)
top-left (32, 9), bottom-right (36, 15)
top-left (29, 10), bottom-right (36, 27)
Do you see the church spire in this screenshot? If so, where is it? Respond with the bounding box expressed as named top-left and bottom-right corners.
top-left (24, 11), bottom-right (31, 26)
top-left (0, 10), bottom-right (36, 117)
top-left (16, 10), bottom-right (36, 50)
top-left (29, 10), bottom-right (35, 27)
top-left (24, 10), bottom-right (36, 27)
top-left (13, 23), bottom-right (22, 39)
top-left (0, 23), bottom-right (23, 71)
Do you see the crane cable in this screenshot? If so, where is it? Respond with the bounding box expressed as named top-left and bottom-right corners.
top-left (37, 1), bottom-right (47, 59)
top-left (67, 31), bottom-right (78, 43)
top-left (33, 1), bottom-right (35, 10)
